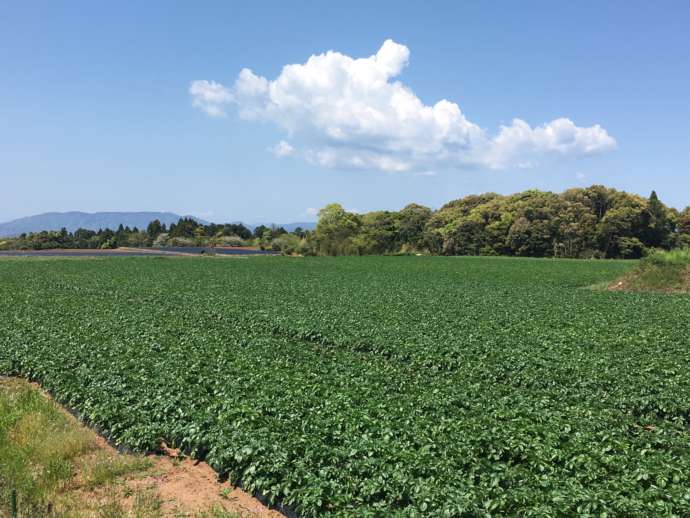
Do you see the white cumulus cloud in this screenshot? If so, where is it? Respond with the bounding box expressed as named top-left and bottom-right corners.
top-left (191, 40), bottom-right (617, 171)
top-left (189, 80), bottom-right (233, 117)
top-left (486, 118), bottom-right (616, 169)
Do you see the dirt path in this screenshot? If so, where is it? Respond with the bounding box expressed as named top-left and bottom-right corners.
top-left (130, 444), bottom-right (283, 517)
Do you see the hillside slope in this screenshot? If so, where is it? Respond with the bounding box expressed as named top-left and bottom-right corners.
top-left (0, 212), bottom-right (205, 237)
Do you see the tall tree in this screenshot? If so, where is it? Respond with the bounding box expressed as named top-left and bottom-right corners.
top-left (396, 204), bottom-right (432, 251)
top-left (146, 219), bottom-right (163, 239)
top-left (677, 207), bottom-right (690, 248)
top-left (644, 190), bottom-right (672, 248)
top-left (315, 204), bottom-right (361, 256)
top-left (169, 218), bottom-right (199, 238)
top-left (352, 211), bottom-right (399, 255)
top-left (253, 225), bottom-right (269, 239)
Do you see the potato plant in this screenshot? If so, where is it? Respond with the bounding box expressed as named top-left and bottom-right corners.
top-left (1, 256), bottom-right (689, 516)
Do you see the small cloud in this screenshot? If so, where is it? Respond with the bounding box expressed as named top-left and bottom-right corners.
top-left (306, 207), bottom-right (318, 216)
top-left (576, 171), bottom-right (587, 184)
top-left (270, 140), bottom-right (295, 157)
top-left (414, 171), bottom-right (437, 177)
top-left (189, 80), bottom-right (232, 117)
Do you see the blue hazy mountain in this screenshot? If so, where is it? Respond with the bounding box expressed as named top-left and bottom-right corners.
top-left (0, 211), bottom-right (317, 237)
top-left (0, 212), bottom-right (206, 237)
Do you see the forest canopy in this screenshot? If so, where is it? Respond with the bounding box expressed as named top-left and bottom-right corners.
top-left (312, 186), bottom-right (689, 259)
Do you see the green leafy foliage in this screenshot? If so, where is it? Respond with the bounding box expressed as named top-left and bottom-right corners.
top-left (0, 218), bottom-right (255, 251)
top-left (1, 256), bottom-right (690, 516)
top-left (310, 187), bottom-right (689, 258)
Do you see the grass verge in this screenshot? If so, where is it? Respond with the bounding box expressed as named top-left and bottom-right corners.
top-left (0, 377), bottom-right (255, 517)
top-left (0, 377), bottom-right (156, 517)
top-left (609, 248), bottom-right (690, 293)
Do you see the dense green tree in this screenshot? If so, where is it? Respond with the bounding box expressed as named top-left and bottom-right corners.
top-left (617, 237), bottom-right (646, 259)
top-left (315, 204), bottom-right (361, 256)
top-left (644, 190), bottom-right (673, 248)
top-left (556, 197), bottom-right (598, 257)
top-left (351, 211), bottom-right (399, 255)
top-left (253, 225), bottom-right (269, 239)
top-left (677, 207), bottom-right (690, 248)
top-left (504, 191), bottom-right (566, 257)
top-left (679, 207), bottom-right (690, 233)
top-left (578, 185), bottom-right (615, 219)
top-left (270, 233), bottom-right (302, 255)
top-left (146, 219), bottom-right (164, 239)
top-left (678, 207), bottom-right (690, 235)
top-left (72, 228), bottom-right (96, 248)
top-left (396, 204), bottom-right (433, 251)
top-left (595, 193), bottom-right (649, 257)
top-left (222, 224), bottom-right (252, 240)
top-left (444, 219), bottom-right (488, 256)
top-left (427, 194), bottom-right (500, 254)
top-left (168, 218), bottom-right (201, 238)
top-left (171, 218), bottom-right (200, 238)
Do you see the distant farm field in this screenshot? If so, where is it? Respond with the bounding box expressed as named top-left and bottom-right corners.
top-left (1, 256), bottom-right (690, 516)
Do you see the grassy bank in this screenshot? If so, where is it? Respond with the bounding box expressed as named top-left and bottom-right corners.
top-left (0, 377), bottom-right (159, 517)
top-left (0, 378), bottom-right (251, 518)
top-left (611, 248), bottom-right (690, 293)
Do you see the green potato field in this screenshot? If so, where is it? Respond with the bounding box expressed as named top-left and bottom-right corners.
top-left (1, 256), bottom-right (689, 516)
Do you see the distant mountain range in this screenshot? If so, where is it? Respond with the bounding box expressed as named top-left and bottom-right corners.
top-left (262, 221), bottom-right (316, 232)
top-left (0, 211), bottom-right (316, 237)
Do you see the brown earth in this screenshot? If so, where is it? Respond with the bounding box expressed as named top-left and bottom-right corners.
top-left (80, 438), bottom-right (285, 517)
top-left (144, 444), bottom-right (283, 517)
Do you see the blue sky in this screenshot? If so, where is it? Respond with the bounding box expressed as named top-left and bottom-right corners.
top-left (1, 1), bottom-right (689, 224)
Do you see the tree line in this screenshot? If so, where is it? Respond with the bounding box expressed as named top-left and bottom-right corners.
top-left (0, 219), bottom-right (259, 250)
top-left (311, 186), bottom-right (690, 258)
top-left (2, 186), bottom-right (689, 258)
